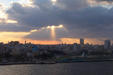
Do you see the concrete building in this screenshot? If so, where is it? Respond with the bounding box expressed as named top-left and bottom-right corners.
top-left (80, 38), bottom-right (84, 45)
top-left (104, 40), bottom-right (111, 49)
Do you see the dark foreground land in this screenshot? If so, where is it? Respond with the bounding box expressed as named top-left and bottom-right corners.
top-left (0, 56), bottom-right (113, 65)
top-left (0, 61), bottom-right (113, 75)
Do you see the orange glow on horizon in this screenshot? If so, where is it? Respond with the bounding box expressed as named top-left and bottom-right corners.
top-left (0, 32), bottom-right (29, 43)
top-left (20, 39), bottom-right (61, 45)
top-left (0, 38), bottom-right (105, 45)
top-left (60, 38), bottom-right (104, 45)
top-left (0, 31), bottom-right (105, 45)
top-left (19, 38), bottom-right (104, 45)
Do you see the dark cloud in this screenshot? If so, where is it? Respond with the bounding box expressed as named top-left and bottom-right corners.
top-left (6, 0), bottom-right (113, 40)
top-left (0, 23), bottom-right (33, 32)
top-left (7, 3), bottom-right (61, 27)
top-left (7, 0), bottom-right (88, 27)
top-left (56, 0), bottom-right (88, 10)
top-left (95, 0), bottom-right (113, 2)
top-left (63, 7), bottom-right (113, 39)
top-left (25, 29), bottom-right (51, 40)
top-left (92, 0), bottom-right (113, 5)
top-left (33, 0), bottom-right (88, 10)
top-left (25, 28), bottom-right (70, 40)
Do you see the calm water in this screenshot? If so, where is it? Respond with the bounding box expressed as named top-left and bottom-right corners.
top-left (0, 61), bottom-right (113, 75)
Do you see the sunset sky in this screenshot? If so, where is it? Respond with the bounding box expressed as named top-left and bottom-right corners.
top-left (0, 0), bottom-right (113, 44)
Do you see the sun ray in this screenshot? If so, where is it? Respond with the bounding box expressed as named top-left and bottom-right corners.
top-left (47, 25), bottom-right (64, 40)
top-left (51, 26), bottom-right (56, 40)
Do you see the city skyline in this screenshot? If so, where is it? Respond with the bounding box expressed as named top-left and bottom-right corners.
top-left (0, 38), bottom-right (112, 46)
top-left (0, 0), bottom-right (113, 44)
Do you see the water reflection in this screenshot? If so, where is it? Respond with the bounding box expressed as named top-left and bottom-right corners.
top-left (0, 62), bottom-right (113, 75)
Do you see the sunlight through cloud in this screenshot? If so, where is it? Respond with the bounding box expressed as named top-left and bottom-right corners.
top-left (88, 0), bottom-right (113, 9)
top-left (51, 0), bottom-right (57, 5)
top-left (47, 24), bottom-right (64, 40)
top-left (11, 0), bottom-right (34, 7)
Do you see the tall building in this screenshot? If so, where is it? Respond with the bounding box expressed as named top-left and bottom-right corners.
top-left (80, 38), bottom-right (84, 45)
top-left (104, 40), bottom-right (111, 49)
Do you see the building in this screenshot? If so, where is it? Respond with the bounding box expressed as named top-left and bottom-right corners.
top-left (80, 38), bottom-right (84, 45)
top-left (104, 40), bottom-right (111, 49)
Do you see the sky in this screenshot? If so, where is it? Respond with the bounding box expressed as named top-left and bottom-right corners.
top-left (0, 0), bottom-right (113, 44)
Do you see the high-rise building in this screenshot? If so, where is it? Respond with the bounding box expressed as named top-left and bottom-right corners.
top-left (104, 40), bottom-right (111, 49)
top-left (80, 38), bottom-right (84, 45)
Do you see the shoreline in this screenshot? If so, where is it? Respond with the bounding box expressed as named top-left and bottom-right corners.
top-left (0, 59), bottom-right (113, 65)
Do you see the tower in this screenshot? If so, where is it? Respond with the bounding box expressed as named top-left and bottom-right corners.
top-left (104, 40), bottom-right (111, 49)
top-left (80, 38), bottom-right (84, 45)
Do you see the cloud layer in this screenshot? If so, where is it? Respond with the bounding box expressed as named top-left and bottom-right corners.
top-left (0, 0), bottom-right (113, 41)
top-left (95, 0), bottom-right (113, 2)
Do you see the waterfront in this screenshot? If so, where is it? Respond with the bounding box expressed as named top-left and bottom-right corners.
top-left (0, 61), bottom-right (113, 75)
